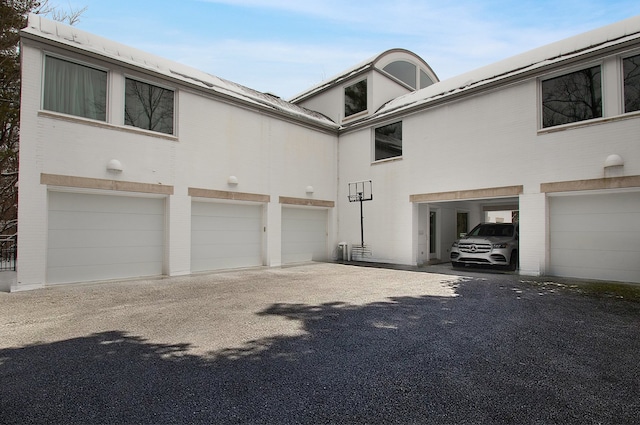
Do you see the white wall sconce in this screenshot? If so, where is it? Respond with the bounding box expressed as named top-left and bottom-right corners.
top-left (106, 159), bottom-right (123, 173)
top-left (604, 154), bottom-right (624, 168)
top-left (604, 154), bottom-right (624, 178)
top-left (227, 175), bottom-right (239, 186)
top-left (305, 185), bottom-right (314, 194)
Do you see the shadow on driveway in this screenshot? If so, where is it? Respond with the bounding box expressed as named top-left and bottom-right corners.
top-left (1, 278), bottom-right (639, 424)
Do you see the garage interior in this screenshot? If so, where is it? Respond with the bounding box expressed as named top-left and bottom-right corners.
top-left (417, 197), bottom-right (519, 267)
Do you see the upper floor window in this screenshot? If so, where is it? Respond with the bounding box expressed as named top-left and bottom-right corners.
top-left (384, 61), bottom-right (417, 88)
top-left (623, 54), bottom-right (640, 113)
top-left (374, 121), bottom-right (402, 161)
top-left (43, 55), bottom-right (107, 121)
top-left (345, 79), bottom-right (367, 117)
top-left (420, 70), bottom-right (434, 89)
top-left (541, 65), bottom-right (602, 128)
top-left (125, 78), bottom-right (175, 135)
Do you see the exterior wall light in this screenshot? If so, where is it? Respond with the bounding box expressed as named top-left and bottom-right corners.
top-left (106, 159), bottom-right (123, 173)
top-left (604, 154), bottom-right (624, 168)
top-left (227, 175), bottom-right (239, 186)
top-left (604, 154), bottom-right (624, 178)
top-left (306, 185), bottom-right (314, 194)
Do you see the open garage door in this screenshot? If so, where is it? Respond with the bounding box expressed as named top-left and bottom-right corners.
top-left (47, 191), bottom-right (165, 284)
top-left (282, 207), bottom-right (328, 264)
top-left (191, 202), bottom-right (263, 272)
top-left (549, 191), bottom-right (640, 283)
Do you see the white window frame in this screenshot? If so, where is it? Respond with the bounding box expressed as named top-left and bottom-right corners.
top-left (620, 50), bottom-right (640, 115)
top-left (343, 78), bottom-right (368, 120)
top-left (372, 120), bottom-right (403, 163)
top-left (538, 61), bottom-right (604, 130)
top-left (123, 73), bottom-right (177, 136)
top-left (41, 52), bottom-right (110, 122)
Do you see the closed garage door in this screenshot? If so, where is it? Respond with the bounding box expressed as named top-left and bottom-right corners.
top-left (191, 202), bottom-right (263, 272)
top-left (47, 191), bottom-right (165, 284)
top-left (282, 207), bottom-right (328, 264)
top-left (549, 191), bottom-right (640, 283)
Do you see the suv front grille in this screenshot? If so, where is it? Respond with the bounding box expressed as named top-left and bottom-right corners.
top-left (459, 242), bottom-right (492, 253)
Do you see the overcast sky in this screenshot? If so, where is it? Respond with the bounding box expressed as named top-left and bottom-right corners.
top-left (46, 0), bottom-right (640, 99)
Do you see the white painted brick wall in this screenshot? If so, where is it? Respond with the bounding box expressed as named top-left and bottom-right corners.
top-left (15, 40), bottom-right (339, 289)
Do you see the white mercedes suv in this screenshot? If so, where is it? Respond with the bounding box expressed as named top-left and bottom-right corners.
top-left (450, 222), bottom-right (518, 270)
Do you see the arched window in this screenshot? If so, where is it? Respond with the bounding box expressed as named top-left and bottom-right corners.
top-left (383, 61), bottom-right (417, 88)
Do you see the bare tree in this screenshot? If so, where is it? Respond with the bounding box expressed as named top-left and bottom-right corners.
top-left (36, 0), bottom-right (87, 25)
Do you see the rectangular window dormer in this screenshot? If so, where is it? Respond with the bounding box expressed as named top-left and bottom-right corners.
top-left (345, 79), bottom-right (367, 118)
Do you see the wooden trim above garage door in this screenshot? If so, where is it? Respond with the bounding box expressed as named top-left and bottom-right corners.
top-left (279, 196), bottom-right (335, 208)
top-left (410, 185), bottom-right (523, 202)
top-left (41, 173), bottom-right (173, 195)
top-left (541, 175), bottom-right (640, 193)
top-left (188, 187), bottom-right (270, 203)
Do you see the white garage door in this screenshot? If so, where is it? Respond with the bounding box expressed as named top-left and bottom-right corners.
top-left (282, 207), bottom-right (328, 264)
top-left (549, 191), bottom-right (640, 283)
top-left (47, 191), bottom-right (165, 284)
top-left (191, 202), bottom-right (263, 272)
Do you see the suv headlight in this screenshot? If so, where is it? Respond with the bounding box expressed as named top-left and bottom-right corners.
top-left (452, 241), bottom-right (459, 247)
top-left (492, 243), bottom-right (508, 248)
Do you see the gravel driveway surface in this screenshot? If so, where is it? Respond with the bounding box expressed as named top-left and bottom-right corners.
top-left (1, 263), bottom-right (639, 424)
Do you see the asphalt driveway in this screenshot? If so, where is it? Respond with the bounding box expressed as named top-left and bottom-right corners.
top-left (1, 263), bottom-right (639, 424)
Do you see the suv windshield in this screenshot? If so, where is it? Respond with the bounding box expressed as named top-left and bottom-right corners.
top-left (468, 223), bottom-right (514, 237)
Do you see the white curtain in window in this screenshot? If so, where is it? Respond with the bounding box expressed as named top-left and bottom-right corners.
top-left (43, 56), bottom-right (107, 121)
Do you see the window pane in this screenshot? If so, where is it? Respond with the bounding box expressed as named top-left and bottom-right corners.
top-left (542, 66), bottom-right (602, 128)
top-left (125, 78), bottom-right (174, 134)
top-left (623, 54), bottom-right (640, 113)
top-left (344, 79), bottom-right (367, 117)
top-left (374, 121), bottom-right (402, 161)
top-left (43, 56), bottom-right (107, 121)
top-left (383, 61), bottom-right (417, 88)
top-left (420, 70), bottom-right (434, 89)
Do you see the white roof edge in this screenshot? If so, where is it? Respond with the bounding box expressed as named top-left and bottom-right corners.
top-left (21, 14), bottom-right (338, 130)
top-left (372, 15), bottom-right (640, 120)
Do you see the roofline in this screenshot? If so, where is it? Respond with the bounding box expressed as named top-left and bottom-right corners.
top-left (20, 15), bottom-right (339, 134)
top-left (340, 15), bottom-right (640, 134)
top-left (289, 48), bottom-right (439, 104)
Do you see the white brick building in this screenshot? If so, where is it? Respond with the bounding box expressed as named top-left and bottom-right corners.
top-left (14, 15), bottom-right (640, 290)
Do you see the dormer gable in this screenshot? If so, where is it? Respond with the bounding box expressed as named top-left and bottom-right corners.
top-left (290, 49), bottom-right (438, 124)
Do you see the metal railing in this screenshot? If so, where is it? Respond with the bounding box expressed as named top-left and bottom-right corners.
top-left (0, 235), bottom-right (16, 271)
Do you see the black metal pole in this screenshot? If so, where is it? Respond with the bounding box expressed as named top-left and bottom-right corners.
top-left (359, 195), bottom-right (364, 247)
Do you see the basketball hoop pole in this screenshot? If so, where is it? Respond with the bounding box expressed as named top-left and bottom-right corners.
top-left (358, 192), bottom-right (364, 248)
top-left (348, 180), bottom-right (372, 250)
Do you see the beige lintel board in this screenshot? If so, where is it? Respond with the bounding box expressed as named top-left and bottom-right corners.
top-left (541, 175), bottom-right (640, 193)
top-left (410, 185), bottom-right (523, 203)
top-left (41, 173), bottom-right (173, 195)
top-left (188, 187), bottom-right (270, 203)
top-left (279, 196), bottom-right (335, 208)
